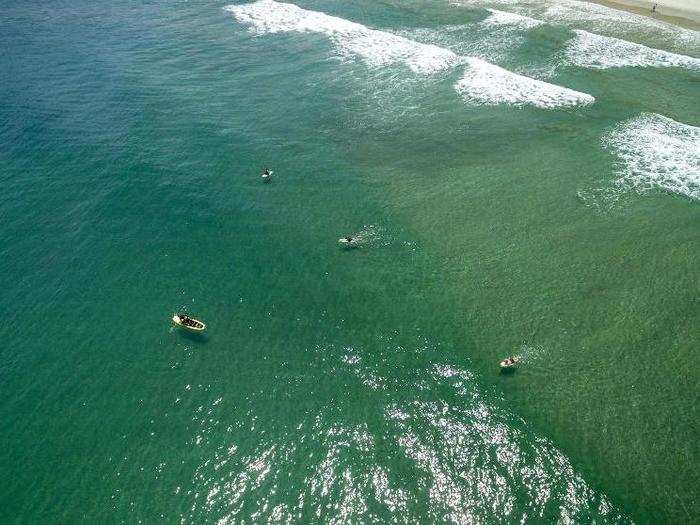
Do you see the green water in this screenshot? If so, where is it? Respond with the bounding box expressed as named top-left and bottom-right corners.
top-left (1, 0), bottom-right (698, 522)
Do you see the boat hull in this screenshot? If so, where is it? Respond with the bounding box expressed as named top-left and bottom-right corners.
top-left (499, 358), bottom-right (520, 369)
top-left (172, 314), bottom-right (206, 332)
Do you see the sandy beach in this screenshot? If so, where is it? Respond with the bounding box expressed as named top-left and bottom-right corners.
top-left (587, 0), bottom-right (700, 29)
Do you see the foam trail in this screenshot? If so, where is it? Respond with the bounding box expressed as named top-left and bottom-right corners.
top-left (482, 8), bottom-right (544, 30)
top-left (567, 30), bottom-right (700, 70)
top-left (226, 0), bottom-right (594, 109)
top-left (224, 0), bottom-right (461, 74)
top-left (604, 113), bottom-right (700, 200)
top-left (455, 57), bottom-right (594, 108)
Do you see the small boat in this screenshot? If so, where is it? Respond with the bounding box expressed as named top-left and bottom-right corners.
top-left (172, 314), bottom-right (206, 332)
top-left (261, 170), bottom-right (273, 182)
top-left (500, 356), bottom-right (520, 369)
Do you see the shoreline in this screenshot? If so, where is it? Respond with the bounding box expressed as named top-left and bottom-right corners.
top-left (583, 0), bottom-right (700, 30)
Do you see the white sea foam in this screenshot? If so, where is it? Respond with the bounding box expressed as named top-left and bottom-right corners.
top-left (226, 0), bottom-right (594, 109)
top-left (452, 0), bottom-right (699, 49)
top-left (543, 0), bottom-right (647, 28)
top-left (567, 30), bottom-right (700, 70)
top-left (604, 113), bottom-right (700, 200)
top-left (224, 0), bottom-right (461, 74)
top-left (482, 8), bottom-right (544, 30)
top-left (542, 0), bottom-right (700, 47)
top-left (455, 57), bottom-right (594, 108)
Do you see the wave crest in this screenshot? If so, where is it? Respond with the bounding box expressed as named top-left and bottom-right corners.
top-left (455, 57), bottom-right (594, 108)
top-left (224, 0), bottom-right (461, 74)
top-left (225, 0), bottom-right (594, 109)
top-left (567, 30), bottom-right (700, 70)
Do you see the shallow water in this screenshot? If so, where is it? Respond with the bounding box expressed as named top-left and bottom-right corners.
top-left (1, 0), bottom-right (698, 522)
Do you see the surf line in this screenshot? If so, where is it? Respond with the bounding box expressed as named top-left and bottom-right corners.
top-left (224, 0), bottom-right (595, 109)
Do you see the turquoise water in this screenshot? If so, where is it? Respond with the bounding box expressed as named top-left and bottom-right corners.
top-left (1, 0), bottom-right (698, 522)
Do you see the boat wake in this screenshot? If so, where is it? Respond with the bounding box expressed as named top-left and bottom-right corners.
top-left (344, 224), bottom-right (383, 248)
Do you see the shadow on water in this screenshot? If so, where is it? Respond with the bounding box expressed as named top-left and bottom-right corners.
top-left (175, 329), bottom-right (209, 344)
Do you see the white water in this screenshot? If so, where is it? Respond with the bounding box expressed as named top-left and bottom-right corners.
top-left (566, 30), bottom-right (700, 70)
top-left (450, 0), bottom-right (700, 50)
top-left (226, 0), bottom-right (595, 109)
top-left (456, 57), bottom-right (594, 108)
top-left (540, 0), bottom-right (700, 48)
top-left (482, 8), bottom-right (545, 30)
top-left (604, 113), bottom-right (700, 200)
top-left (224, 0), bottom-right (461, 74)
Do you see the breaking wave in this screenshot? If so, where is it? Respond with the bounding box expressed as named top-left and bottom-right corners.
top-left (225, 0), bottom-right (594, 109)
top-left (450, 0), bottom-right (699, 50)
top-left (455, 57), bottom-right (594, 108)
top-left (566, 30), bottom-right (700, 70)
top-left (603, 113), bottom-right (700, 200)
top-left (224, 0), bottom-right (461, 74)
top-left (540, 0), bottom-right (700, 48)
top-left (481, 8), bottom-right (545, 30)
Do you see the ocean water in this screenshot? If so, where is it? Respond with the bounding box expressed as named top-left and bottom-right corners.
top-left (1, 0), bottom-right (698, 523)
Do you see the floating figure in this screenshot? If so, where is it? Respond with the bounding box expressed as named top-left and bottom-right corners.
top-left (499, 356), bottom-right (521, 369)
top-left (338, 235), bottom-right (359, 248)
top-left (261, 168), bottom-right (273, 182)
top-left (172, 313), bottom-right (206, 332)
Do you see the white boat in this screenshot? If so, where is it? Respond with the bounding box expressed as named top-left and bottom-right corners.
top-left (499, 356), bottom-right (520, 369)
top-left (172, 314), bottom-right (206, 332)
top-left (261, 170), bottom-right (273, 182)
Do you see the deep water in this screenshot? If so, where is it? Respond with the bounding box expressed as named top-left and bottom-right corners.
top-left (1, 0), bottom-right (698, 522)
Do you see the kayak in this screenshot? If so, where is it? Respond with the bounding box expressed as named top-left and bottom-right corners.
top-left (500, 356), bottom-right (520, 369)
top-left (172, 314), bottom-right (206, 332)
top-left (262, 170), bottom-right (273, 182)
